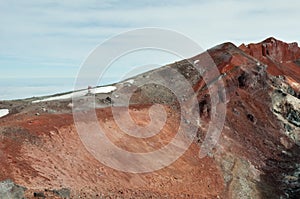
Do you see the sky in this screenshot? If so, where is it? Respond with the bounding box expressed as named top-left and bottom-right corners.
top-left (0, 0), bottom-right (299, 98)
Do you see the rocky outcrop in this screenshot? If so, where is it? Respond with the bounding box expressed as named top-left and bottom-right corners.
top-left (0, 179), bottom-right (26, 199)
top-left (272, 86), bottom-right (300, 144)
top-left (239, 37), bottom-right (300, 63)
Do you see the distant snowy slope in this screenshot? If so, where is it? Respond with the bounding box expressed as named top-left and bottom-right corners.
top-left (32, 86), bottom-right (116, 103)
top-left (0, 109), bottom-right (9, 118)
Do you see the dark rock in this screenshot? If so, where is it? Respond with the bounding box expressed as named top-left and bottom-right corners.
top-left (247, 114), bottom-right (255, 123)
top-left (232, 108), bottom-right (239, 115)
top-left (287, 109), bottom-right (300, 127)
top-left (34, 191), bottom-right (45, 198)
top-left (238, 72), bottom-right (248, 88)
top-left (105, 96), bottom-right (112, 104)
top-left (284, 123), bottom-right (293, 132)
top-left (287, 86), bottom-right (296, 97)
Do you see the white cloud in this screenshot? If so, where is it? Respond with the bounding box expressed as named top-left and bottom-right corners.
top-left (0, 0), bottom-right (299, 78)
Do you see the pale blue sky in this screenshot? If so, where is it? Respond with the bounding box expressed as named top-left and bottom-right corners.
top-left (0, 0), bottom-right (299, 79)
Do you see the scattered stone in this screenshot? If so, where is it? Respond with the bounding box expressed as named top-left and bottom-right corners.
top-left (207, 151), bottom-right (213, 158)
top-left (287, 109), bottom-right (300, 127)
top-left (281, 150), bottom-right (293, 157)
top-left (280, 137), bottom-right (293, 149)
top-left (185, 119), bottom-right (191, 125)
top-left (238, 72), bottom-right (248, 88)
top-left (247, 113), bottom-right (255, 123)
top-left (284, 175), bottom-right (298, 182)
top-left (34, 191), bottom-right (45, 198)
top-left (104, 97), bottom-right (112, 104)
top-left (232, 108), bottom-right (239, 115)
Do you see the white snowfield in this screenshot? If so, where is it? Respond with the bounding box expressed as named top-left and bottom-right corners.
top-left (92, 86), bottom-right (117, 94)
top-left (0, 109), bottom-right (9, 118)
top-left (32, 86), bottom-right (117, 103)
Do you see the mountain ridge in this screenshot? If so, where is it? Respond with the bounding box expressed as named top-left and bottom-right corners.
top-left (1, 37), bottom-right (300, 198)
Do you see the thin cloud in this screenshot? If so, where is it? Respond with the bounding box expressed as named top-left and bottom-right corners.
top-left (0, 0), bottom-right (299, 78)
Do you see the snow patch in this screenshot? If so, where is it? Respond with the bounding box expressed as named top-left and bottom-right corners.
top-left (91, 86), bottom-right (116, 94)
top-left (194, 60), bottom-right (200, 64)
top-left (32, 86), bottom-right (117, 103)
top-left (32, 91), bottom-right (85, 103)
top-left (0, 109), bottom-right (9, 118)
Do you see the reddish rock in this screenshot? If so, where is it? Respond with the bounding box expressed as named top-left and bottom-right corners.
top-left (239, 37), bottom-right (300, 82)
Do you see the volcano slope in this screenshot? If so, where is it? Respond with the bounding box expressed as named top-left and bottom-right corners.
top-left (1, 37), bottom-right (300, 198)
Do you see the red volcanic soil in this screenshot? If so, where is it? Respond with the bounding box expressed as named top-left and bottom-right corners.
top-left (0, 105), bottom-right (224, 198)
top-left (1, 37), bottom-right (300, 198)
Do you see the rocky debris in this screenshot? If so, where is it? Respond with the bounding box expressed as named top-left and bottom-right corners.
top-left (272, 89), bottom-right (300, 144)
top-left (287, 107), bottom-right (300, 127)
top-left (240, 37), bottom-right (300, 63)
top-left (282, 164), bottom-right (300, 198)
top-left (27, 188), bottom-right (71, 198)
top-left (247, 113), bottom-right (256, 123)
top-left (101, 96), bottom-right (112, 104)
top-left (0, 179), bottom-right (26, 199)
top-left (270, 76), bottom-right (300, 100)
top-left (259, 145), bottom-right (300, 199)
top-left (67, 103), bottom-right (73, 108)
